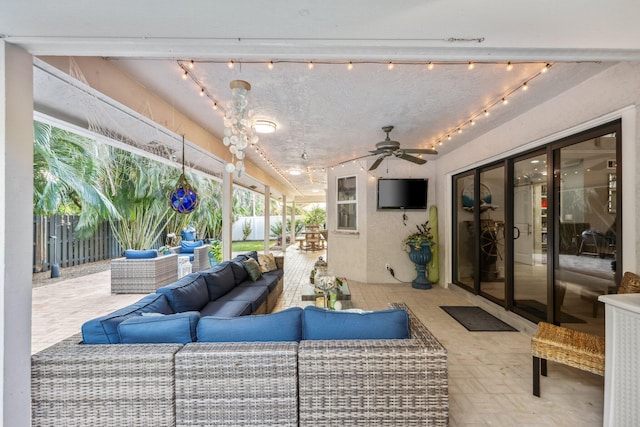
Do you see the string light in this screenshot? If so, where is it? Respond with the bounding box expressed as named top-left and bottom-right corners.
top-left (179, 58), bottom-right (554, 165)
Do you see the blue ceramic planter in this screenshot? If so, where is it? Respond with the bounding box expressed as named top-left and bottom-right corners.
top-left (407, 243), bottom-right (433, 289)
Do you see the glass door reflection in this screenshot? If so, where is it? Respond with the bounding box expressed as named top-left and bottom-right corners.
top-left (513, 153), bottom-right (548, 322)
top-left (479, 166), bottom-right (505, 303)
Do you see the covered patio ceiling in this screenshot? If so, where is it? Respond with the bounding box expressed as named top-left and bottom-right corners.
top-left (3, 1), bottom-right (640, 201)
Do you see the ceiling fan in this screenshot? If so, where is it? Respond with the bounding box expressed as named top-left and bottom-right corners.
top-left (368, 126), bottom-right (438, 171)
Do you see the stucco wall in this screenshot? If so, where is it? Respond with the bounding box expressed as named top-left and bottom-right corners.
top-left (328, 61), bottom-right (640, 286)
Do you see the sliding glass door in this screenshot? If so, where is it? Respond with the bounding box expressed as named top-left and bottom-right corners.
top-left (512, 152), bottom-right (549, 321)
top-left (452, 120), bottom-right (620, 335)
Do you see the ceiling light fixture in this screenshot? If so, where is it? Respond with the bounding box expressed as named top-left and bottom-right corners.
top-left (288, 168), bottom-right (302, 176)
top-left (253, 120), bottom-right (277, 134)
top-left (223, 80), bottom-right (258, 177)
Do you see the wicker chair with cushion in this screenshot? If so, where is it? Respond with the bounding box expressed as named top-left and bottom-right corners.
top-left (111, 253), bottom-right (179, 294)
top-left (171, 241), bottom-right (210, 272)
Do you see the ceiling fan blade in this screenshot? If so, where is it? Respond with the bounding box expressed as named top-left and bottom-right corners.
top-left (396, 152), bottom-right (427, 165)
top-left (369, 156), bottom-right (385, 170)
top-left (403, 148), bottom-right (438, 155)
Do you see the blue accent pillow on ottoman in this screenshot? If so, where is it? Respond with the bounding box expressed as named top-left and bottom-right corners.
top-left (118, 311), bottom-right (200, 344)
top-left (302, 306), bottom-right (411, 340)
top-left (197, 307), bottom-right (303, 342)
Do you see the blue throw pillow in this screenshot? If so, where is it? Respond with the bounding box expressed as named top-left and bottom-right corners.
top-left (197, 307), bottom-right (303, 342)
top-left (124, 249), bottom-right (158, 259)
top-left (118, 311), bottom-right (200, 344)
top-left (180, 240), bottom-right (203, 254)
top-left (156, 273), bottom-right (209, 312)
top-left (302, 306), bottom-right (411, 340)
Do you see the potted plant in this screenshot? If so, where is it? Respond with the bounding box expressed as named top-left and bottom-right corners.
top-left (208, 240), bottom-right (222, 267)
top-left (402, 221), bottom-right (435, 290)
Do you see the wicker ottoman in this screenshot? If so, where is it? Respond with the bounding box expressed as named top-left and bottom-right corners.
top-left (531, 321), bottom-right (605, 397)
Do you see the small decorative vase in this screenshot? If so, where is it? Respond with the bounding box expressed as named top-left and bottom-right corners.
top-left (407, 242), bottom-right (433, 290)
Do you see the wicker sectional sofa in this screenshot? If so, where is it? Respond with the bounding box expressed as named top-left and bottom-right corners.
top-left (32, 301), bottom-right (448, 426)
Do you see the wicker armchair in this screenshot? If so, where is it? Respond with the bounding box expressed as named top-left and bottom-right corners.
top-left (170, 244), bottom-right (210, 272)
top-left (618, 271), bottom-right (640, 293)
top-left (111, 253), bottom-right (178, 294)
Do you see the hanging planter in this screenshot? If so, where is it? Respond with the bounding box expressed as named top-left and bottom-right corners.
top-left (170, 135), bottom-right (198, 214)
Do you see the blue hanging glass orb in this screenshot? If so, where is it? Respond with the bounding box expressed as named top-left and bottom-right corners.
top-left (170, 174), bottom-right (198, 214)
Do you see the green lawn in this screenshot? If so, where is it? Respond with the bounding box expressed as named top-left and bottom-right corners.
top-left (231, 240), bottom-right (276, 252)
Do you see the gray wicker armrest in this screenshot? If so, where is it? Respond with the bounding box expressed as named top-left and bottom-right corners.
top-left (111, 253), bottom-right (179, 294)
top-left (298, 302), bottom-right (449, 426)
top-left (31, 334), bottom-right (182, 427)
top-left (192, 244), bottom-right (210, 271)
top-left (175, 342), bottom-right (299, 427)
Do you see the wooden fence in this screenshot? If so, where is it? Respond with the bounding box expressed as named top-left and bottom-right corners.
top-left (33, 215), bottom-right (123, 272)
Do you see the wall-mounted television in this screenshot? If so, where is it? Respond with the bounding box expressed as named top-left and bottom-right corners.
top-left (377, 178), bottom-right (428, 210)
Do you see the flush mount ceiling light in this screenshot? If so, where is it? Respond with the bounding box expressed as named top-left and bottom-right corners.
top-left (288, 168), bottom-right (303, 176)
top-left (253, 120), bottom-right (277, 134)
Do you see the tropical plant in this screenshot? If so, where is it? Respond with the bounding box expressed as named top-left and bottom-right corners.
top-left (33, 122), bottom-right (119, 237)
top-left (402, 221), bottom-right (434, 252)
top-left (303, 206), bottom-right (326, 226)
top-left (242, 219), bottom-right (252, 240)
top-left (209, 240), bottom-right (222, 262)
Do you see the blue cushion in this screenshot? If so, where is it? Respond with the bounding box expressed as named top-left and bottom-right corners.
top-left (118, 311), bottom-right (200, 344)
top-left (180, 240), bottom-right (203, 254)
top-left (302, 306), bottom-right (411, 340)
top-left (156, 273), bottom-right (209, 312)
top-left (181, 228), bottom-right (197, 241)
top-left (124, 249), bottom-right (158, 259)
top-left (200, 300), bottom-right (252, 317)
top-left (197, 307), bottom-right (303, 342)
top-left (201, 263), bottom-right (236, 300)
top-left (230, 260), bottom-right (249, 284)
top-left (238, 274), bottom-right (277, 292)
top-left (81, 294), bottom-right (174, 344)
top-left (179, 254), bottom-right (195, 262)
top-left (216, 285), bottom-right (268, 313)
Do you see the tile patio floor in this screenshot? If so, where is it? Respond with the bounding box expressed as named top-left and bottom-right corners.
top-left (32, 245), bottom-right (604, 426)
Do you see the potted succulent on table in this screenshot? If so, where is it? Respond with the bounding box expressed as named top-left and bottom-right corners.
top-left (402, 221), bottom-right (435, 290)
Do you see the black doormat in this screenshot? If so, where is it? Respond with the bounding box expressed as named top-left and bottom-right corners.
top-left (516, 300), bottom-right (586, 324)
top-left (440, 306), bottom-right (517, 332)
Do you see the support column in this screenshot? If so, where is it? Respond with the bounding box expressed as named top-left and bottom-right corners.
top-left (281, 195), bottom-right (287, 251)
top-left (264, 186), bottom-right (270, 254)
top-left (222, 170), bottom-right (233, 261)
top-left (290, 200), bottom-right (296, 249)
top-left (0, 41), bottom-right (33, 427)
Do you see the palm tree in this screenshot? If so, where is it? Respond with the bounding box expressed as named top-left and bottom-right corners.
top-left (33, 121), bottom-right (119, 238)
